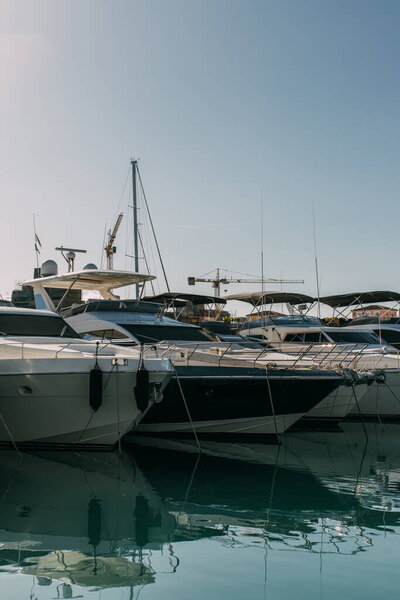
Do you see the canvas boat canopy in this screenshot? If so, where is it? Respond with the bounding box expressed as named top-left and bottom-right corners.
top-left (23, 269), bottom-right (155, 292)
top-left (224, 291), bottom-right (314, 306)
top-left (319, 291), bottom-right (400, 308)
top-left (142, 292), bottom-right (226, 306)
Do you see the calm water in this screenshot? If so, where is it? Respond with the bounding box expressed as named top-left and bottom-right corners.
top-left (1, 424), bottom-right (400, 599)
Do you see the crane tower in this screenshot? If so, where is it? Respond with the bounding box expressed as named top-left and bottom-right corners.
top-left (105, 213), bottom-right (124, 270)
top-left (188, 268), bottom-right (304, 297)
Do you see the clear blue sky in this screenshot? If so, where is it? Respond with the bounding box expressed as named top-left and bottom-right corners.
top-left (1, 0), bottom-right (399, 314)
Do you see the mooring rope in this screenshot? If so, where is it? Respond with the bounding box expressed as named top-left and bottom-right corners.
top-left (0, 412), bottom-right (23, 462)
top-left (352, 384), bottom-right (368, 441)
top-left (383, 381), bottom-right (400, 406)
top-left (116, 364), bottom-right (122, 456)
top-left (172, 364), bottom-right (201, 452)
top-left (265, 367), bottom-right (279, 441)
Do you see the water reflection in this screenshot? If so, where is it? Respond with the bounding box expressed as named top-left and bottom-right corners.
top-left (0, 424), bottom-right (400, 598)
top-left (131, 425), bottom-right (400, 556)
top-left (0, 451), bottom-right (176, 595)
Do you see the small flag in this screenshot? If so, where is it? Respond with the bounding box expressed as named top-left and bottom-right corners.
top-left (35, 233), bottom-right (42, 248)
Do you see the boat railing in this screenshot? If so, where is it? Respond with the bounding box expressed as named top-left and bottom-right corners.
top-left (139, 340), bottom-right (400, 373)
top-left (0, 339), bottom-right (154, 361)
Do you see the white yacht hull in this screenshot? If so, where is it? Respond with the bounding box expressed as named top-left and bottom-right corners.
top-left (0, 356), bottom-right (171, 448)
top-left (348, 371), bottom-right (400, 418)
top-left (306, 383), bottom-right (367, 420)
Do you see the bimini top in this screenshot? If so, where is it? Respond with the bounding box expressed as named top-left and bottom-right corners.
top-left (319, 291), bottom-right (400, 308)
top-left (142, 292), bottom-right (226, 306)
top-left (23, 269), bottom-right (155, 292)
top-left (224, 291), bottom-right (314, 306)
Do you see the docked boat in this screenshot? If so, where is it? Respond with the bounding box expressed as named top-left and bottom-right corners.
top-left (318, 291), bottom-right (400, 420)
top-left (0, 304), bottom-right (172, 449)
top-left (227, 291), bottom-right (400, 421)
top-left (21, 268), bottom-right (350, 439)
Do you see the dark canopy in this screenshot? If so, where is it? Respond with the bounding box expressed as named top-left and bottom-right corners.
top-left (142, 292), bottom-right (226, 306)
top-left (223, 291), bottom-right (313, 305)
top-left (319, 291), bottom-right (400, 308)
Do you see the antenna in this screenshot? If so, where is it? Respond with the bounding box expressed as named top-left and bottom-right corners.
top-left (261, 191), bottom-right (264, 326)
top-left (312, 200), bottom-right (321, 318)
top-left (55, 246), bottom-right (87, 272)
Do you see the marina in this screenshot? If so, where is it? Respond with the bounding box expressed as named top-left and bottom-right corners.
top-left (2, 1), bottom-right (400, 597)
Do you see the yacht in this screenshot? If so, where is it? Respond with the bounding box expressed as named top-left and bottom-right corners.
top-left (226, 291), bottom-right (400, 421)
top-left (318, 291), bottom-right (400, 420)
top-left (0, 304), bottom-right (172, 448)
top-left (21, 268), bottom-right (351, 439)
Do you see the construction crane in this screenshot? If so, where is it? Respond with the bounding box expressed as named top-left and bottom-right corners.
top-left (105, 213), bottom-right (124, 270)
top-left (188, 268), bottom-right (304, 298)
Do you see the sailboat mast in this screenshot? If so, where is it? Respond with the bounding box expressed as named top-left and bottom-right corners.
top-left (131, 159), bottom-right (139, 299)
top-left (260, 192), bottom-right (264, 327)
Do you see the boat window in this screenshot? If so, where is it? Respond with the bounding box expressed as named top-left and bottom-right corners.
top-left (200, 321), bottom-right (231, 333)
top-left (0, 314), bottom-right (80, 338)
top-left (268, 315), bottom-right (323, 326)
top-left (303, 332), bottom-right (323, 342)
top-left (242, 319), bottom-right (263, 329)
top-left (327, 330), bottom-right (381, 344)
top-left (86, 329), bottom-right (130, 340)
top-left (373, 329), bottom-right (400, 348)
top-left (284, 333), bottom-right (304, 342)
top-left (119, 323), bottom-right (213, 342)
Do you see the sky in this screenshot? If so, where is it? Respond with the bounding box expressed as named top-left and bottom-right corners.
top-left (1, 0), bottom-right (400, 315)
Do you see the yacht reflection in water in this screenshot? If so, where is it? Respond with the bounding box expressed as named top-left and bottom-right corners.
top-left (0, 451), bottom-right (176, 595)
top-left (131, 425), bottom-right (400, 554)
top-left (1, 425), bottom-right (400, 596)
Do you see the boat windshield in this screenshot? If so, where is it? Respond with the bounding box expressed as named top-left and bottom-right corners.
top-left (327, 330), bottom-right (381, 344)
top-left (0, 314), bottom-right (80, 338)
top-left (244, 315), bottom-right (322, 328)
top-left (119, 323), bottom-right (213, 343)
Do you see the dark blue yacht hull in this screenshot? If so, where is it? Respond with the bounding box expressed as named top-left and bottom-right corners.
top-left (135, 365), bottom-right (345, 441)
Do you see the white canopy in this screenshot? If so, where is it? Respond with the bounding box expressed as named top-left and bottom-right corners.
top-left (24, 269), bottom-right (155, 292)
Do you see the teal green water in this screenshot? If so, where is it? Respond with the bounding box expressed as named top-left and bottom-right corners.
top-left (1, 423), bottom-right (400, 599)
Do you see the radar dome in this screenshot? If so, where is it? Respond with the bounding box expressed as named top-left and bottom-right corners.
top-left (41, 260), bottom-right (58, 277)
top-left (83, 263), bottom-right (98, 270)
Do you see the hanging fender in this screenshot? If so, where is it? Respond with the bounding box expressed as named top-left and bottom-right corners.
top-left (88, 497), bottom-right (102, 547)
top-left (90, 363), bottom-right (103, 412)
top-left (135, 364), bottom-right (150, 412)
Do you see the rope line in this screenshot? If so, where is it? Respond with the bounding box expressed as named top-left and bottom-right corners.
top-left (171, 363), bottom-right (201, 452)
top-left (116, 364), bottom-right (122, 455)
top-left (136, 165), bottom-right (170, 293)
top-left (265, 368), bottom-right (279, 441)
top-left (352, 384), bottom-right (368, 441)
top-left (0, 412), bottom-right (23, 461)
